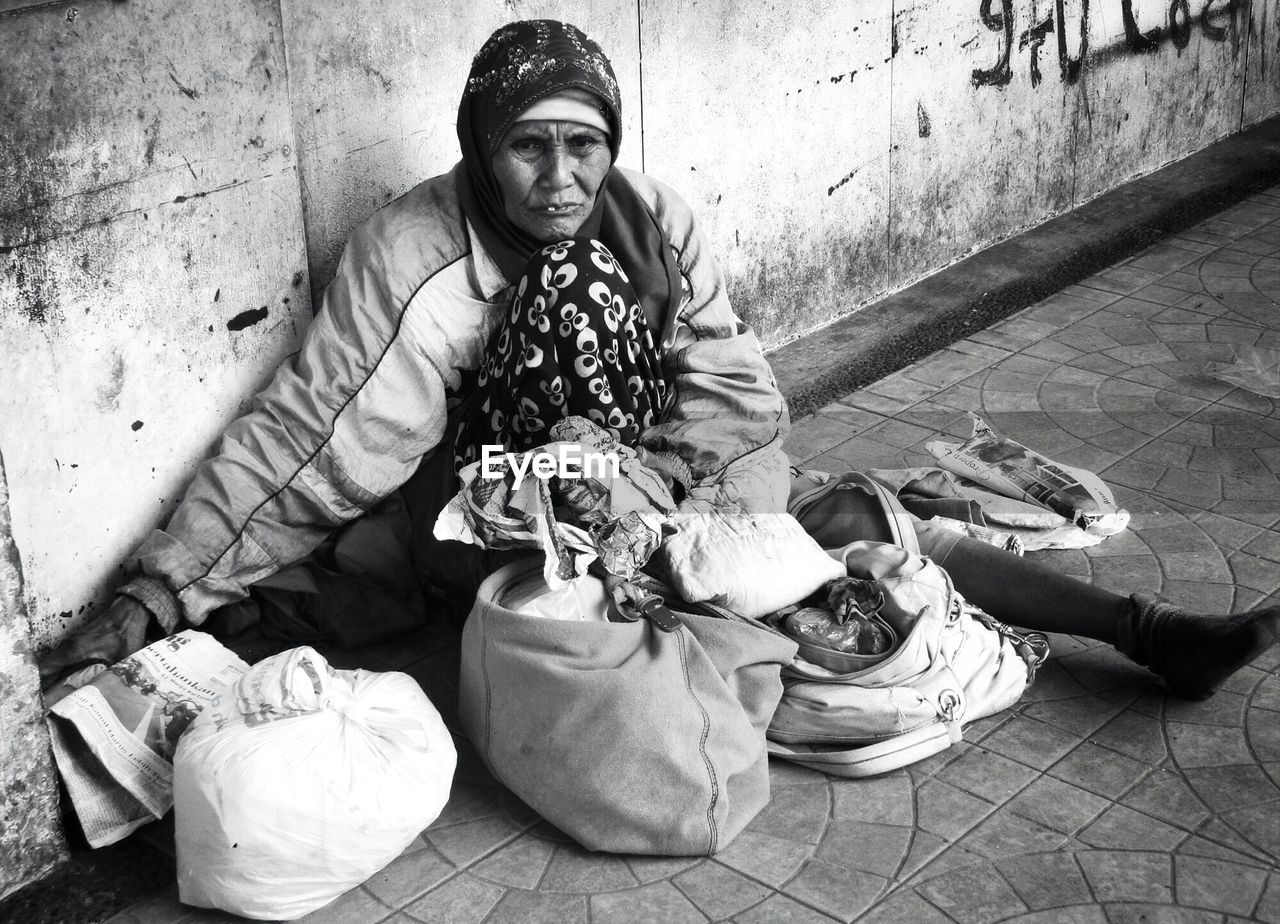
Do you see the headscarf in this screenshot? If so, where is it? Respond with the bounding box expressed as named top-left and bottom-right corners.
top-left (456, 20), bottom-right (681, 328)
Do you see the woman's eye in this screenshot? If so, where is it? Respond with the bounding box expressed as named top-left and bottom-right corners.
top-left (569, 136), bottom-right (601, 153)
top-left (512, 139), bottom-right (543, 155)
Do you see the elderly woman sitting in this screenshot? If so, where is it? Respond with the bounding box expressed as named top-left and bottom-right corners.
top-left (42, 20), bottom-right (1277, 702)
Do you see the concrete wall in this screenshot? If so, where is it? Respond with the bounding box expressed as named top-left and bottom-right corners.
top-left (0, 0), bottom-right (1277, 893)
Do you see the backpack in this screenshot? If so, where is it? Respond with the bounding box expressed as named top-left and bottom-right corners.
top-left (766, 470), bottom-right (1049, 777)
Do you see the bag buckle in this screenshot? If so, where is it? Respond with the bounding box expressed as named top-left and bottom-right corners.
top-left (938, 689), bottom-right (964, 743)
top-left (636, 595), bottom-right (682, 632)
top-left (611, 579), bottom-right (682, 632)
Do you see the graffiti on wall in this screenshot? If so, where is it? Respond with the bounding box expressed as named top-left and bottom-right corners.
top-left (972, 0), bottom-right (1251, 88)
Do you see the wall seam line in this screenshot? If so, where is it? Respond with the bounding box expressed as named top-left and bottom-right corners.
top-left (274, 0), bottom-right (315, 308)
top-left (886, 0), bottom-right (895, 295)
top-left (637, 0), bottom-right (646, 174)
top-left (1238, 0), bottom-right (1253, 131)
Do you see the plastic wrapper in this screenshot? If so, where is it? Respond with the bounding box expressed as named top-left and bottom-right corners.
top-left (926, 415), bottom-right (1129, 539)
top-left (175, 647), bottom-right (456, 920)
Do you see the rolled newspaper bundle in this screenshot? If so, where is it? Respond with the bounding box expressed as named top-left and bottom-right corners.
top-left (926, 415), bottom-right (1129, 539)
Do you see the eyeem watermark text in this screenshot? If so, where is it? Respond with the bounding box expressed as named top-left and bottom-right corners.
top-left (480, 444), bottom-right (620, 488)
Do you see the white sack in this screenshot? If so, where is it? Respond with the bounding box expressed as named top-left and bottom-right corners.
top-left (174, 647), bottom-right (456, 920)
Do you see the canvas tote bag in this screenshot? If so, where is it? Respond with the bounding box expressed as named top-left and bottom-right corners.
top-left (458, 557), bottom-right (798, 855)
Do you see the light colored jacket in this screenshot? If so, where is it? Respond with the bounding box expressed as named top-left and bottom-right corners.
top-left (132, 164), bottom-right (790, 625)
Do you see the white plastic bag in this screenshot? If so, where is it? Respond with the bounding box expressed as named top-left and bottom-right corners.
top-left (173, 647), bottom-right (456, 920)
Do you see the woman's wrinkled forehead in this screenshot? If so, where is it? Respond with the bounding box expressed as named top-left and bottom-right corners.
top-left (462, 19), bottom-right (621, 156)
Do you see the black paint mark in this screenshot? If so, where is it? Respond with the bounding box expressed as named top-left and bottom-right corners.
top-left (1019, 14), bottom-right (1055, 87)
top-left (131, 420), bottom-right (144, 431)
top-left (168, 73), bottom-right (200, 100)
top-left (1056, 0), bottom-right (1090, 84)
top-left (247, 136), bottom-right (265, 148)
top-left (291, 271), bottom-right (304, 287)
top-left (362, 63), bottom-right (392, 92)
top-left (972, 0), bottom-right (1014, 88)
top-left (1169, 0), bottom-right (1192, 49)
top-left (213, 288), bottom-right (220, 302)
top-left (1121, 0), bottom-right (1161, 51)
top-left (227, 306), bottom-right (268, 331)
top-left (827, 160), bottom-right (875, 196)
top-left (916, 101), bottom-right (932, 137)
top-left (891, 20), bottom-right (900, 56)
top-left (143, 115), bottom-right (161, 166)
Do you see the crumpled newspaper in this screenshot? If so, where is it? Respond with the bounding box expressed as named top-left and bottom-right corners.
top-left (1207, 346), bottom-right (1280, 399)
top-left (433, 416), bottom-right (675, 589)
top-left (925, 414), bottom-right (1129, 542)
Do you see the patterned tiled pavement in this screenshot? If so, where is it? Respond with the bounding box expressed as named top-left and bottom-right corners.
top-left (107, 187), bottom-right (1280, 923)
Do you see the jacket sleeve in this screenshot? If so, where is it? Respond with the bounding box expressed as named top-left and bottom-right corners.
top-left (630, 173), bottom-right (792, 516)
top-left (132, 202), bottom-right (465, 625)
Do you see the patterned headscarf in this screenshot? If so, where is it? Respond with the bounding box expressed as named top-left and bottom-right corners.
top-left (456, 20), bottom-right (680, 330)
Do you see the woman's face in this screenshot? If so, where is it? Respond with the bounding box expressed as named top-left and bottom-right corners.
top-left (491, 120), bottom-right (612, 243)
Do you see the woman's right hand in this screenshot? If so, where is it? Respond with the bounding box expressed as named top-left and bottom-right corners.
top-left (38, 595), bottom-right (154, 693)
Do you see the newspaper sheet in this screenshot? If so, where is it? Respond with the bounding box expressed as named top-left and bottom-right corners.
top-left (926, 415), bottom-right (1129, 539)
top-left (46, 630), bottom-right (248, 847)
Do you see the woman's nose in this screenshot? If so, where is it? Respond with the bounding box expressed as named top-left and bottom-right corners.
top-left (540, 150), bottom-right (574, 189)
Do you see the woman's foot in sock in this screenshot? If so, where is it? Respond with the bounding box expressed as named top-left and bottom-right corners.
top-left (1118, 593), bottom-right (1280, 699)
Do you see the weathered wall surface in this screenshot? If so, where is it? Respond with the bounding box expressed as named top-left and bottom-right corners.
top-left (0, 451), bottom-right (66, 900)
top-left (0, 0), bottom-right (311, 649)
top-left (0, 0), bottom-right (1277, 894)
top-left (640, 1), bottom-right (892, 346)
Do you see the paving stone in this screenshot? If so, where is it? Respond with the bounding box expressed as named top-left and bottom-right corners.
top-left (783, 859), bottom-right (885, 923)
top-left (425, 812), bottom-right (527, 868)
top-left (830, 773), bottom-right (914, 826)
top-left (713, 829), bottom-right (815, 889)
top-left (625, 856), bottom-right (702, 885)
top-left (362, 844), bottom-right (455, 908)
top-left (298, 888), bottom-right (393, 924)
top-left (733, 893), bottom-right (842, 923)
top-left (916, 862), bottom-right (1029, 924)
top-left (784, 414), bottom-right (863, 462)
top-left (468, 834), bottom-right (554, 889)
top-left (1006, 774), bottom-right (1111, 834)
top-left (1174, 855), bottom-right (1270, 916)
top-left (588, 881), bottom-right (706, 924)
top-left (1079, 804), bottom-right (1188, 851)
top-left (1164, 690), bottom-right (1248, 728)
top-left (911, 772), bottom-right (998, 839)
top-left (856, 890), bottom-right (951, 924)
top-left (671, 861), bottom-right (771, 920)
top-left (539, 848), bottom-right (640, 893)
top-left (958, 807), bottom-right (1070, 860)
top-left (1167, 722), bottom-right (1254, 768)
top-left (403, 874), bottom-right (505, 924)
top-left (1120, 767), bottom-right (1212, 830)
top-left (938, 748), bottom-right (1040, 806)
top-left (1076, 849), bottom-right (1173, 903)
top-left (995, 851), bottom-right (1091, 910)
top-left (813, 820), bottom-right (912, 879)
top-left (483, 889), bottom-right (589, 924)
top-left (747, 781), bottom-right (831, 845)
top-left (895, 830), bottom-right (949, 880)
top-left (1256, 872), bottom-right (1280, 924)
top-left (813, 402), bottom-right (888, 432)
top-left (978, 715), bottom-right (1083, 771)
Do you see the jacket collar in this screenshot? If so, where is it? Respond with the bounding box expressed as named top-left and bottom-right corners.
top-left (466, 220), bottom-right (513, 302)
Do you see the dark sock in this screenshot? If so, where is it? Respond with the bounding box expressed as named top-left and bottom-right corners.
top-left (1119, 594), bottom-right (1280, 699)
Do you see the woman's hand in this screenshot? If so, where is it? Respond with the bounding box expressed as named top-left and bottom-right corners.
top-left (38, 595), bottom-right (153, 692)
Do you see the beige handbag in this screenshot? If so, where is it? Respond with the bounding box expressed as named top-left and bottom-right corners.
top-left (766, 470), bottom-right (1049, 777)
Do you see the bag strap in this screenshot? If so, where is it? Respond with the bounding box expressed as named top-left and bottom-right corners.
top-left (767, 719), bottom-right (960, 778)
top-left (788, 469), bottom-right (921, 556)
